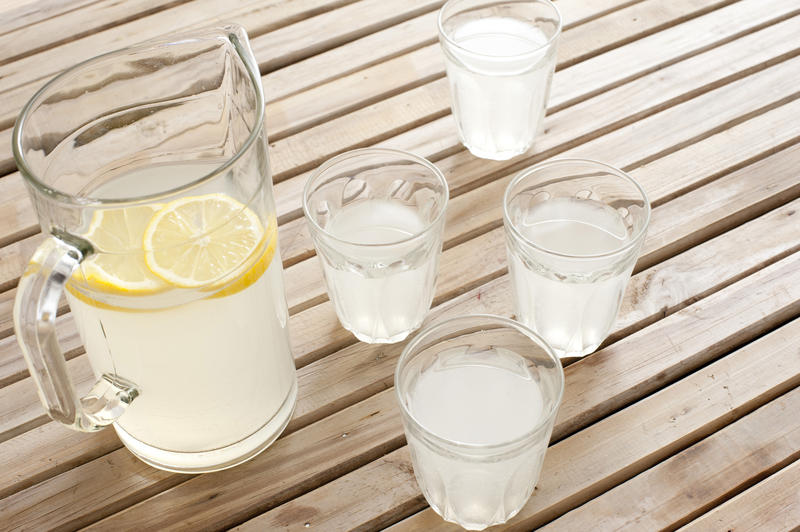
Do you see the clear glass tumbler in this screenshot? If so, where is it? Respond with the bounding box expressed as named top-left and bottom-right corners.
top-left (438, 0), bottom-right (561, 161)
top-left (303, 148), bottom-right (449, 344)
top-left (395, 314), bottom-right (564, 530)
top-left (503, 159), bottom-right (651, 358)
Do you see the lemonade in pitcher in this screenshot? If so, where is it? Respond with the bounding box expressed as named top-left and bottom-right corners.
top-left (13, 25), bottom-right (298, 473)
top-left (64, 162), bottom-right (297, 472)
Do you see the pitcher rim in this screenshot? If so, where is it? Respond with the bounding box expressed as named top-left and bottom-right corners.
top-left (11, 24), bottom-right (265, 207)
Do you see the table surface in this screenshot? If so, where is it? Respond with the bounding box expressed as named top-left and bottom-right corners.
top-left (1, 0), bottom-right (800, 530)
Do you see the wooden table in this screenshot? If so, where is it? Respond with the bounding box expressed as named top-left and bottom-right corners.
top-left (2, 0), bottom-right (800, 530)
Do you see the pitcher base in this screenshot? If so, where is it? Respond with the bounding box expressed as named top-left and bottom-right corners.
top-left (114, 377), bottom-right (297, 473)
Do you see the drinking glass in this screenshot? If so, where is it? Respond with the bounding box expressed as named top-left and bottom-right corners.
top-left (438, 0), bottom-right (561, 161)
top-left (12, 25), bottom-right (297, 473)
top-left (503, 159), bottom-right (651, 358)
top-left (395, 314), bottom-right (564, 530)
top-left (303, 148), bottom-right (448, 344)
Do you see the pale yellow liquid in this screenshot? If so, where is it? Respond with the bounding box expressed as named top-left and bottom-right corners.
top-left (66, 163), bottom-right (296, 471)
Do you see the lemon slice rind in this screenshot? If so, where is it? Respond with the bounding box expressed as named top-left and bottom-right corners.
top-left (142, 193), bottom-right (266, 290)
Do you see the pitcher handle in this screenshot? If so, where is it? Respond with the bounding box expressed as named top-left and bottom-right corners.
top-left (13, 234), bottom-right (139, 432)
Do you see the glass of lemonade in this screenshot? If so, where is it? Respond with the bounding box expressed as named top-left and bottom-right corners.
top-left (503, 159), bottom-right (651, 359)
top-left (12, 26), bottom-right (297, 473)
top-left (395, 314), bottom-right (564, 530)
top-left (303, 148), bottom-right (449, 344)
top-left (438, 0), bottom-right (561, 161)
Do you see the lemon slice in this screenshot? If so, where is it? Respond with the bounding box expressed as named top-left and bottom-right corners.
top-left (143, 193), bottom-right (265, 289)
top-left (72, 204), bottom-right (166, 294)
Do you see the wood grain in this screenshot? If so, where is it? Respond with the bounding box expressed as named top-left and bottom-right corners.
top-left (3, 142), bottom-right (797, 443)
top-left (241, 317), bottom-right (800, 531)
top-left (387, 314), bottom-right (800, 531)
top-left (678, 458), bottom-right (800, 532)
top-left (541, 386), bottom-right (800, 530)
top-left (0, 0), bottom-right (798, 528)
top-left (1, 91), bottom-right (798, 497)
top-left (1, 10), bottom-right (793, 337)
top-left (32, 250), bottom-right (800, 530)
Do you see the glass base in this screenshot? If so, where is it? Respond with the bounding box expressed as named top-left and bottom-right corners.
top-left (114, 376), bottom-right (297, 473)
top-left (430, 499), bottom-right (524, 531)
top-left (552, 342), bottom-right (601, 360)
top-left (461, 139), bottom-right (533, 161)
top-left (348, 326), bottom-right (416, 344)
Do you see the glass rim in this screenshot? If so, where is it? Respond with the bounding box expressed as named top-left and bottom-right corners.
top-left (302, 147), bottom-right (450, 248)
top-left (11, 24), bottom-right (265, 208)
top-left (394, 313), bottom-right (565, 451)
top-left (502, 158), bottom-right (652, 260)
top-left (437, 0), bottom-right (562, 62)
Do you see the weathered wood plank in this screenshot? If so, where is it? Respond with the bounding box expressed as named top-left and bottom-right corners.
top-left (3, 131), bottom-right (798, 439)
top-left (6, 388), bottom-right (406, 531)
top-left (12, 246), bottom-right (800, 530)
top-left (540, 392), bottom-right (800, 531)
top-left (1, 59), bottom-right (797, 389)
top-left (265, 0), bottom-right (736, 142)
top-left (1, 7), bottom-right (792, 346)
top-left (271, 14), bottom-right (800, 256)
top-left (3, 5), bottom-right (797, 257)
top-left (0, 0), bottom-right (97, 36)
top-left (0, 0), bottom-right (426, 131)
top-left (556, 0), bottom-right (737, 69)
top-left (250, 0), bottom-right (443, 74)
top-left (266, 0), bottom-right (791, 185)
top-left (553, 0), bottom-right (800, 111)
top-left (387, 317), bottom-right (800, 531)
top-left (2, 57), bottom-right (799, 399)
top-left (433, 54), bottom-right (800, 259)
top-left (243, 366), bottom-right (800, 531)
top-left (99, 274), bottom-right (800, 531)
top-left (678, 458), bottom-right (800, 532)
top-left (0, 0), bottom-right (190, 65)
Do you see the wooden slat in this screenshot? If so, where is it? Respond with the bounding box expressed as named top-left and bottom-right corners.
top-left (556, 0), bottom-right (737, 69)
top-left (553, 0), bottom-right (800, 111)
top-left (2, 0), bottom-right (795, 180)
top-left (540, 389), bottom-right (800, 531)
top-left (14, 244), bottom-right (800, 530)
top-left (250, 0), bottom-right (443, 74)
top-left (245, 371), bottom-right (800, 531)
top-left (266, 0), bottom-right (783, 184)
top-left (272, 13), bottom-right (800, 258)
top-left (3, 2), bottom-right (797, 251)
top-left (3, 131), bottom-right (798, 443)
top-left (0, 0), bottom-right (645, 228)
top-left (1, 60), bottom-right (797, 385)
top-left (679, 459), bottom-right (800, 532)
top-left (7, 388), bottom-right (406, 531)
top-left (0, 0), bottom-right (189, 65)
top-left (214, 200), bottom-right (800, 529)
top-left (2, 49), bottom-right (798, 406)
top-left (0, 7), bottom-right (791, 342)
top-left (386, 317), bottom-right (800, 531)
top-left (0, 0), bottom-right (412, 131)
top-left (0, 0), bottom-right (97, 35)
top-left (639, 145), bottom-right (800, 269)
top-left (264, 0), bottom-right (736, 142)
top-left (263, 10), bottom-right (439, 103)
top-left (275, 56), bottom-right (800, 314)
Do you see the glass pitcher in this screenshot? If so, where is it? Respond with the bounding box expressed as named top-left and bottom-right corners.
top-left (12, 25), bottom-right (297, 473)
